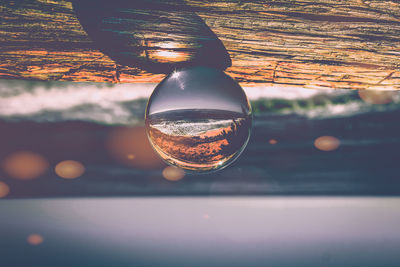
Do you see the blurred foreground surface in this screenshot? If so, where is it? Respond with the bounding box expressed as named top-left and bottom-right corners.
top-left (1, 197), bottom-right (400, 267)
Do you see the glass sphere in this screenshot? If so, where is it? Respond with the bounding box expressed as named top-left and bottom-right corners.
top-left (145, 66), bottom-right (252, 173)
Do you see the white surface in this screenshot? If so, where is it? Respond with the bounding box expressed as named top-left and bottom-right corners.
top-left (1, 197), bottom-right (400, 266)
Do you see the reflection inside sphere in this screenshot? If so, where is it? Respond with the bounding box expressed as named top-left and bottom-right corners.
top-left (145, 67), bottom-right (252, 173)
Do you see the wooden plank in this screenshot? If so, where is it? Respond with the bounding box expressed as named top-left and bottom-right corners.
top-left (0, 0), bottom-right (399, 89)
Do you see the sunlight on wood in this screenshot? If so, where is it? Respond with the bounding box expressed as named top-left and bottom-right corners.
top-left (0, 0), bottom-right (399, 88)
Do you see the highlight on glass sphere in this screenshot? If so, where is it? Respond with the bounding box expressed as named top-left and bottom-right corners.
top-left (145, 66), bottom-right (252, 173)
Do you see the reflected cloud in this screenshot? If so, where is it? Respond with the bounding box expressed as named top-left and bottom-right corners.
top-left (55, 160), bottom-right (85, 179)
top-left (106, 126), bottom-right (165, 170)
top-left (314, 136), bottom-right (340, 151)
top-left (2, 151), bottom-right (49, 180)
top-left (162, 166), bottom-right (185, 181)
top-left (0, 182), bottom-right (10, 198)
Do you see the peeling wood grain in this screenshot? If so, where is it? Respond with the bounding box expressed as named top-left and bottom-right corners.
top-left (0, 0), bottom-right (399, 89)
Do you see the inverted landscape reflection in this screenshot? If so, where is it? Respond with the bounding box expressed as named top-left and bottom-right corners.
top-left (145, 67), bottom-right (252, 172)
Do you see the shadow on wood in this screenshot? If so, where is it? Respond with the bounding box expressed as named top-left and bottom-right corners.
top-left (72, 0), bottom-right (231, 74)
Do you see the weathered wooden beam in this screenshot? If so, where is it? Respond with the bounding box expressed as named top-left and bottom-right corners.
top-left (1, 0), bottom-right (399, 89)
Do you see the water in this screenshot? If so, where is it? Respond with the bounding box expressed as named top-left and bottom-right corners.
top-left (146, 109), bottom-right (251, 172)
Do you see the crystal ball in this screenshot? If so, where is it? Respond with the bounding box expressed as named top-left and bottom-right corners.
top-left (145, 66), bottom-right (252, 173)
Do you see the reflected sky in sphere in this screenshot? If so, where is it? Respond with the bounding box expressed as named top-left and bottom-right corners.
top-left (145, 67), bottom-right (252, 173)
top-left (147, 67), bottom-right (251, 115)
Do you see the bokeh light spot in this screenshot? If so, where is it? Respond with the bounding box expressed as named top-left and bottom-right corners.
top-left (314, 136), bottom-right (340, 151)
top-left (0, 182), bottom-right (10, 198)
top-left (106, 126), bottom-right (165, 170)
top-left (2, 151), bottom-right (49, 180)
top-left (162, 166), bottom-right (185, 181)
top-left (27, 234), bottom-right (44, 246)
top-left (55, 160), bottom-right (85, 179)
top-left (127, 154), bottom-right (136, 160)
top-left (269, 139), bottom-right (278, 145)
top-left (358, 90), bottom-right (394, 104)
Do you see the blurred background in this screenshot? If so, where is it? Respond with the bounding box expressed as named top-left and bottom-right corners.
top-left (0, 79), bottom-right (399, 197)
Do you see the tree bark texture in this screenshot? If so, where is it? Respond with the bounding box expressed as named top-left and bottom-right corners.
top-left (1, 0), bottom-right (400, 89)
